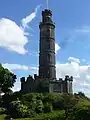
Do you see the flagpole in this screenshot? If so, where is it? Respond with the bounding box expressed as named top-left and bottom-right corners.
top-left (46, 0), bottom-right (48, 9)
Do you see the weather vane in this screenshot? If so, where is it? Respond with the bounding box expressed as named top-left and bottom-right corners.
top-left (46, 0), bottom-right (49, 9)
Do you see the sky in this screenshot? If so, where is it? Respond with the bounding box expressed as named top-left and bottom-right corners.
top-left (0, 0), bottom-right (90, 96)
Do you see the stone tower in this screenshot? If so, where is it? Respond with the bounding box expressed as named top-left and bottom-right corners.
top-left (20, 9), bottom-right (73, 94)
top-left (39, 9), bottom-right (56, 80)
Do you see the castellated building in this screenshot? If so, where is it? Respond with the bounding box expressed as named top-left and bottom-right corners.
top-left (20, 9), bottom-right (73, 93)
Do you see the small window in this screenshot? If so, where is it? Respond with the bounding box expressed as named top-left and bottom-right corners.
top-left (46, 29), bottom-right (50, 36)
top-left (47, 69), bottom-right (50, 78)
top-left (47, 54), bottom-right (50, 61)
top-left (46, 43), bottom-right (50, 49)
top-left (47, 54), bottom-right (52, 62)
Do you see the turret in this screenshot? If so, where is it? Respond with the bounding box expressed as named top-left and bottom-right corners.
top-left (20, 77), bottom-right (25, 92)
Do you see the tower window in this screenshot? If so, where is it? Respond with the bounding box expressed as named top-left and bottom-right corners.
top-left (46, 42), bottom-right (50, 49)
top-left (47, 68), bottom-right (50, 78)
top-left (47, 54), bottom-right (50, 61)
top-left (47, 54), bottom-right (52, 62)
top-left (45, 16), bottom-right (52, 23)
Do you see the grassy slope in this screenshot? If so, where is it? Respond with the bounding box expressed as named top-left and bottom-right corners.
top-left (16, 110), bottom-right (65, 120)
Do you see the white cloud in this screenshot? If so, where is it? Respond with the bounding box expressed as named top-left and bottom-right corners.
top-left (68, 57), bottom-right (80, 64)
top-left (56, 57), bottom-right (90, 96)
top-left (0, 18), bottom-right (28, 54)
top-left (82, 59), bottom-right (86, 62)
top-left (11, 87), bottom-right (20, 92)
top-left (2, 63), bottom-right (38, 72)
top-left (0, 5), bottom-right (40, 54)
top-left (55, 43), bottom-right (60, 54)
top-left (21, 5), bottom-right (40, 29)
top-left (2, 63), bottom-right (29, 71)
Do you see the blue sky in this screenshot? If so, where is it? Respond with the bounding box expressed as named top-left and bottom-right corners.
top-left (0, 0), bottom-right (90, 96)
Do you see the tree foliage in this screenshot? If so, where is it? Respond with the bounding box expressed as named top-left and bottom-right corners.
top-left (0, 64), bottom-right (16, 93)
top-left (1, 91), bottom-right (90, 119)
top-left (9, 99), bottom-right (30, 118)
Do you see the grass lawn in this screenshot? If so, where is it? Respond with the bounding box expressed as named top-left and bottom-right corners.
top-left (0, 114), bottom-right (7, 120)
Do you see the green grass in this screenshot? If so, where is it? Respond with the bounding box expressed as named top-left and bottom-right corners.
top-left (16, 110), bottom-right (65, 120)
top-left (0, 114), bottom-right (7, 120)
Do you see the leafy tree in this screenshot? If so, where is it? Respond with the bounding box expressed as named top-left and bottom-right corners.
top-left (9, 98), bottom-right (30, 118)
top-left (67, 105), bottom-right (90, 120)
top-left (61, 93), bottom-right (78, 119)
top-left (0, 64), bottom-right (16, 94)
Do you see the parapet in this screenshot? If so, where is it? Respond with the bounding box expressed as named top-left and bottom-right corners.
top-left (70, 76), bottom-right (73, 81)
top-left (42, 9), bottom-right (52, 17)
top-left (59, 78), bottom-right (63, 81)
top-left (65, 75), bottom-right (73, 81)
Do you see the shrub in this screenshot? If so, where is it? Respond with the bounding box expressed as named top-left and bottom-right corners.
top-left (0, 107), bottom-right (7, 114)
top-left (21, 93), bottom-right (37, 106)
top-left (35, 93), bottom-right (43, 100)
top-left (52, 95), bottom-right (64, 110)
top-left (29, 100), bottom-right (36, 111)
top-left (8, 99), bottom-right (30, 118)
top-left (67, 101), bottom-right (90, 120)
top-left (43, 103), bottom-right (53, 113)
top-left (15, 110), bottom-right (65, 120)
top-left (43, 93), bottom-right (55, 103)
top-left (36, 100), bottom-right (43, 113)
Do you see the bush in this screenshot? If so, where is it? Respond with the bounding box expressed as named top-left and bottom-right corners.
top-left (8, 99), bottom-right (30, 118)
top-left (21, 93), bottom-right (37, 106)
top-left (43, 103), bottom-right (53, 113)
top-left (0, 107), bottom-right (7, 114)
top-left (35, 110), bottom-right (65, 120)
top-left (16, 110), bottom-right (65, 120)
top-left (52, 95), bottom-right (64, 110)
top-left (67, 101), bottom-right (90, 120)
top-left (36, 100), bottom-right (43, 113)
top-left (4, 115), bottom-right (11, 120)
top-left (43, 93), bottom-right (55, 103)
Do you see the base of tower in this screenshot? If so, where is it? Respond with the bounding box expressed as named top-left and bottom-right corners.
top-left (20, 75), bottom-right (73, 94)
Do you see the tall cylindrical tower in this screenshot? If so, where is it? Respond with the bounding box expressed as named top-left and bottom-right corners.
top-left (39, 9), bottom-right (56, 80)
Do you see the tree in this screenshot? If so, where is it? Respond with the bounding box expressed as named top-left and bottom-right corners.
top-left (67, 105), bottom-right (90, 120)
top-left (9, 99), bottom-right (29, 118)
top-left (62, 93), bottom-right (78, 119)
top-left (0, 64), bottom-right (16, 94)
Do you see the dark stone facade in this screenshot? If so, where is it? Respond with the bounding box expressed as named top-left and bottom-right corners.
top-left (20, 75), bottom-right (73, 93)
top-left (39, 9), bottom-right (56, 80)
top-left (20, 9), bottom-right (73, 94)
